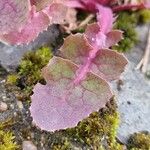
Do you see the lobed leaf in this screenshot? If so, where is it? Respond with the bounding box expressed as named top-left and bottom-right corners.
top-left (44, 3), bottom-right (68, 24)
top-left (0, 0), bottom-right (30, 34)
top-left (30, 56), bottom-right (112, 131)
top-left (0, 6), bottom-right (50, 45)
top-left (90, 49), bottom-right (128, 81)
top-left (85, 23), bottom-right (123, 48)
top-left (59, 34), bottom-right (127, 81)
top-left (0, 1), bottom-right (74, 45)
top-left (59, 34), bottom-right (93, 65)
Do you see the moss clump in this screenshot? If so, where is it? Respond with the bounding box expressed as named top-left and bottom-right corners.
top-left (0, 118), bottom-right (16, 130)
top-left (113, 9), bottom-right (150, 52)
top-left (18, 46), bottom-right (52, 85)
top-left (113, 11), bottom-right (138, 52)
top-left (138, 9), bottom-right (150, 24)
top-left (0, 130), bottom-right (19, 150)
top-left (65, 97), bottom-right (123, 150)
top-left (7, 74), bottom-right (19, 85)
top-left (127, 132), bottom-right (150, 150)
top-left (51, 138), bottom-right (72, 150)
top-left (7, 46), bottom-right (52, 100)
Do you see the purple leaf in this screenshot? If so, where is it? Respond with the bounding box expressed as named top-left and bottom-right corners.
top-left (90, 49), bottom-right (128, 81)
top-left (0, 2), bottom-right (71, 45)
top-left (106, 30), bottom-right (123, 47)
top-left (44, 3), bottom-right (68, 24)
top-left (59, 34), bottom-right (93, 65)
top-left (85, 23), bottom-right (123, 48)
top-left (0, 0), bottom-right (30, 34)
top-left (30, 56), bottom-right (112, 131)
top-left (59, 34), bottom-right (127, 81)
top-left (0, 6), bottom-right (50, 45)
top-left (29, 1), bottom-right (128, 132)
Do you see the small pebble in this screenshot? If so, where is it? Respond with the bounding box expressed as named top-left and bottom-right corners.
top-left (0, 101), bottom-right (8, 112)
top-left (17, 101), bottom-right (24, 110)
top-left (10, 104), bottom-right (15, 109)
top-left (22, 141), bottom-right (37, 150)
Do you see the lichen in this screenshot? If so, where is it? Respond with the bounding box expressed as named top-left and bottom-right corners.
top-left (0, 130), bottom-right (19, 150)
top-left (127, 132), bottom-right (150, 150)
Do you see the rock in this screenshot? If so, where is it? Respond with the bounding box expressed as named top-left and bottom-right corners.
top-left (17, 101), bottom-right (24, 110)
top-left (0, 102), bottom-right (8, 112)
top-left (113, 25), bottom-right (150, 143)
top-left (23, 141), bottom-right (37, 150)
top-left (0, 25), bottom-right (60, 72)
top-left (0, 79), bottom-right (19, 123)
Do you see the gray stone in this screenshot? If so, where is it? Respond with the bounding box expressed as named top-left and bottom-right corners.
top-left (0, 25), bottom-right (60, 72)
top-left (23, 141), bottom-right (37, 150)
top-left (0, 101), bottom-right (8, 112)
top-left (0, 79), bottom-right (19, 123)
top-left (113, 25), bottom-right (150, 143)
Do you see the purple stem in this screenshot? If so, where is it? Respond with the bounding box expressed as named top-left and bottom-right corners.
top-left (112, 3), bottom-right (145, 12)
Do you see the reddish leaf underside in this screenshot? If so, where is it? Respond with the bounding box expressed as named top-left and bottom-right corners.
top-left (30, 57), bottom-right (112, 131)
top-left (0, 0), bottom-right (30, 34)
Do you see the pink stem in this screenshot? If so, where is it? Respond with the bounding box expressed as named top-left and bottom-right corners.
top-left (112, 3), bottom-right (145, 12)
top-left (73, 47), bottom-right (99, 85)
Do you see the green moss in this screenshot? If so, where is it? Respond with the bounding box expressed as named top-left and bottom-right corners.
top-left (7, 46), bottom-right (53, 101)
top-left (19, 46), bottom-right (52, 76)
top-left (7, 74), bottom-right (19, 85)
top-left (64, 97), bottom-right (124, 150)
top-left (138, 9), bottom-right (150, 24)
top-left (113, 11), bottom-right (138, 52)
top-left (51, 138), bottom-right (72, 150)
top-left (113, 9), bottom-right (150, 52)
top-left (0, 130), bottom-right (19, 150)
top-left (0, 118), bottom-right (16, 130)
top-left (127, 132), bottom-right (150, 150)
